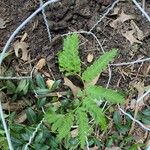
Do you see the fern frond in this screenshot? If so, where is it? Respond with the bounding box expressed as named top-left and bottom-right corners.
top-left (76, 108), bottom-right (91, 149)
top-left (51, 115), bottom-right (64, 132)
top-left (44, 112), bottom-right (64, 132)
top-left (58, 33), bottom-right (81, 75)
top-left (44, 113), bottom-right (62, 124)
top-left (85, 85), bottom-right (124, 104)
top-left (82, 49), bottom-right (117, 82)
top-left (83, 97), bottom-right (107, 130)
top-left (57, 113), bottom-right (74, 140)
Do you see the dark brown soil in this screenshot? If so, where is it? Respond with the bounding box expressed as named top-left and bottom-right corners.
top-left (0, 0), bottom-right (150, 148)
top-left (1, 0), bottom-right (150, 85)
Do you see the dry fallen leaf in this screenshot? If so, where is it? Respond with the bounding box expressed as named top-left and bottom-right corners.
top-left (0, 17), bottom-right (6, 29)
top-left (71, 128), bottom-right (78, 138)
top-left (64, 77), bottom-right (80, 97)
top-left (110, 7), bottom-right (120, 16)
top-left (52, 101), bottom-right (61, 107)
top-left (87, 53), bottom-right (94, 63)
top-left (21, 32), bottom-right (28, 42)
top-left (131, 20), bottom-right (145, 41)
top-left (2, 101), bottom-right (27, 111)
top-left (14, 110), bottom-right (27, 123)
top-left (35, 58), bottom-right (46, 70)
top-left (122, 30), bottom-right (142, 45)
top-left (110, 10), bottom-right (135, 28)
top-left (14, 41), bottom-right (29, 61)
top-left (46, 79), bottom-right (55, 89)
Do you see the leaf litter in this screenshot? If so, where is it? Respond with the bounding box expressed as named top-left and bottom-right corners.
top-left (14, 40), bottom-right (29, 61)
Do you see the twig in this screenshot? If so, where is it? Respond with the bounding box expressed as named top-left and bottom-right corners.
top-left (110, 57), bottom-right (150, 66)
top-left (39, 0), bottom-right (52, 42)
top-left (0, 0), bottom-right (59, 66)
top-left (119, 107), bottom-right (150, 132)
top-left (89, 0), bottom-right (120, 32)
top-left (137, 88), bottom-right (150, 103)
top-left (0, 100), bottom-right (13, 150)
top-left (0, 76), bottom-right (31, 80)
top-left (24, 119), bottom-right (44, 150)
top-left (132, 0), bottom-right (150, 22)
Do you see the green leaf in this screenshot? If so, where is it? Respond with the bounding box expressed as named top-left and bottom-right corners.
top-left (45, 112), bottom-right (65, 132)
top-left (15, 79), bottom-right (29, 94)
top-left (5, 80), bottom-right (16, 94)
top-left (36, 73), bottom-right (46, 88)
top-left (35, 89), bottom-right (50, 95)
top-left (45, 113), bottom-right (62, 124)
top-left (51, 80), bottom-right (61, 91)
top-left (51, 115), bottom-right (64, 132)
top-left (83, 98), bottom-right (107, 130)
top-left (57, 113), bottom-right (74, 140)
top-left (26, 108), bottom-right (37, 124)
top-left (85, 85), bottom-right (124, 104)
top-left (76, 108), bottom-right (90, 149)
top-left (113, 111), bottom-right (130, 134)
top-left (82, 49), bottom-right (117, 82)
top-left (58, 33), bottom-right (81, 75)
top-left (142, 108), bottom-right (150, 116)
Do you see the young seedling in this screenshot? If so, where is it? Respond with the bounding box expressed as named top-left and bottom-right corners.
top-left (45, 33), bottom-right (125, 149)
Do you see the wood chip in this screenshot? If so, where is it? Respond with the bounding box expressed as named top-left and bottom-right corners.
top-left (35, 58), bottom-right (46, 70)
top-left (87, 53), bottom-right (94, 63)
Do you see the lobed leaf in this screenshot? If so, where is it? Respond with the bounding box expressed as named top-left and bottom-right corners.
top-left (45, 113), bottom-right (64, 125)
top-left (83, 98), bottom-right (107, 130)
top-left (57, 113), bottom-right (74, 140)
top-left (85, 85), bottom-right (124, 104)
top-left (76, 107), bottom-right (90, 149)
top-left (82, 49), bottom-right (117, 82)
top-left (58, 33), bottom-right (81, 75)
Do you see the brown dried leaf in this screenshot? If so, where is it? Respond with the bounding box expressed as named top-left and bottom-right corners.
top-left (15, 110), bottom-right (27, 123)
top-left (71, 128), bottom-right (78, 138)
top-left (46, 79), bottom-right (55, 89)
top-left (52, 101), bottom-right (61, 107)
top-left (87, 53), bottom-right (94, 63)
top-left (110, 7), bottom-right (120, 16)
top-left (35, 58), bottom-right (46, 70)
top-left (2, 101), bottom-right (27, 111)
top-left (21, 32), bottom-right (28, 42)
top-left (0, 17), bottom-right (6, 29)
top-left (110, 10), bottom-right (135, 28)
top-left (131, 20), bottom-right (145, 40)
top-left (14, 41), bottom-right (29, 61)
top-left (64, 77), bottom-right (80, 97)
top-left (122, 30), bottom-right (142, 45)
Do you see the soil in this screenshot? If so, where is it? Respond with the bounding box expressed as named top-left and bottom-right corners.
top-left (0, 0), bottom-right (150, 148)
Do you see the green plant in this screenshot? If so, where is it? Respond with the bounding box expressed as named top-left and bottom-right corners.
top-left (0, 129), bottom-right (8, 150)
top-left (44, 34), bottom-right (125, 148)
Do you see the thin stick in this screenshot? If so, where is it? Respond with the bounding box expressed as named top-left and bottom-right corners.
top-left (39, 0), bottom-right (52, 42)
top-left (0, 100), bottom-right (13, 150)
top-left (132, 0), bottom-right (150, 22)
top-left (119, 107), bottom-right (150, 131)
top-left (89, 0), bottom-right (120, 32)
top-left (24, 119), bottom-right (44, 150)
